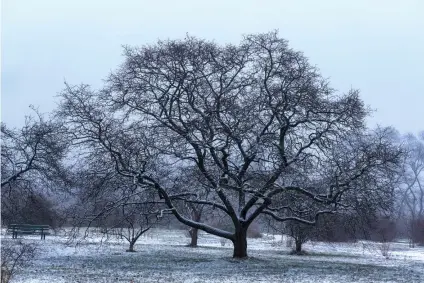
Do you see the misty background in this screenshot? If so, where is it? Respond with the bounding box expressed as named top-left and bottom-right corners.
top-left (2, 0), bottom-right (423, 133)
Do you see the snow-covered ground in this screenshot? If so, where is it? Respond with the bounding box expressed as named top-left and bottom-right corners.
top-left (2, 228), bottom-right (423, 283)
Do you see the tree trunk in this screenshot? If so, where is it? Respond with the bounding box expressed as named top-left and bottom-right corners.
top-left (232, 227), bottom-right (248, 258)
top-left (188, 228), bottom-right (199, 247)
top-left (295, 239), bottom-right (302, 253)
top-left (188, 209), bottom-right (201, 247)
top-left (127, 241), bottom-right (136, 252)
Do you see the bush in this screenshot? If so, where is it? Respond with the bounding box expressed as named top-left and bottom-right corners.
top-left (311, 214), bottom-right (397, 243)
top-left (1, 241), bottom-right (36, 283)
top-left (412, 218), bottom-right (424, 245)
top-left (286, 237), bottom-right (293, 248)
top-left (379, 242), bottom-right (391, 259)
top-left (1, 191), bottom-right (61, 228)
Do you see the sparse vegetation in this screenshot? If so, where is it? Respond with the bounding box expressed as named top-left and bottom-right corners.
top-left (0, 241), bottom-right (36, 283)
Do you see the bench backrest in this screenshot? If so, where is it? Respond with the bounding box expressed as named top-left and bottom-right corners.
top-left (8, 224), bottom-right (50, 231)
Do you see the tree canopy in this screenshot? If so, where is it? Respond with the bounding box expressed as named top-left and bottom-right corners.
top-left (58, 31), bottom-right (402, 258)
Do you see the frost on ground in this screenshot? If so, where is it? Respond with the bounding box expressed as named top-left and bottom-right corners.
top-left (2, 228), bottom-right (423, 283)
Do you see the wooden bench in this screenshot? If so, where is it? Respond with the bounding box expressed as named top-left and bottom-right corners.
top-left (7, 224), bottom-right (50, 240)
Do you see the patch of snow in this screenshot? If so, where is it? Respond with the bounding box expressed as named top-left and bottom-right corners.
top-left (1, 228), bottom-right (423, 283)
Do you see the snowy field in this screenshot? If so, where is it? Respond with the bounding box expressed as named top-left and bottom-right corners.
top-left (2, 228), bottom-right (424, 283)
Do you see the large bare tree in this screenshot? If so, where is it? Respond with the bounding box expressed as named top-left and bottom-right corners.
top-left (58, 32), bottom-right (402, 258)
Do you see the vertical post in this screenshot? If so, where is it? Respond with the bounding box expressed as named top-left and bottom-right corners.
top-left (12, 226), bottom-right (17, 239)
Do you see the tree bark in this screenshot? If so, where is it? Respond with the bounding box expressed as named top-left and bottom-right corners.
top-left (295, 239), bottom-right (302, 253)
top-left (188, 209), bottom-right (201, 247)
top-left (232, 227), bottom-right (248, 258)
top-left (188, 228), bottom-right (199, 247)
top-left (127, 241), bottom-right (136, 252)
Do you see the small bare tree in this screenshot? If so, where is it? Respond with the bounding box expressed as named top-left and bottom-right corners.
top-left (66, 156), bottom-right (162, 251)
top-left (1, 110), bottom-right (70, 226)
top-left (120, 206), bottom-right (154, 252)
top-left (99, 204), bottom-right (157, 252)
top-left (172, 167), bottom-right (214, 247)
top-left (266, 213), bottom-right (314, 254)
top-left (1, 110), bottom-right (69, 190)
top-left (398, 132), bottom-right (424, 247)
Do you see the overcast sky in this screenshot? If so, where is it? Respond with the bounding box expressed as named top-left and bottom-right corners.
top-left (2, 0), bottom-right (423, 133)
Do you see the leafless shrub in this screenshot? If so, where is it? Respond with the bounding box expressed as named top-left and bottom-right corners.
top-left (270, 241), bottom-right (280, 247)
top-left (360, 240), bottom-right (392, 259)
top-left (286, 237), bottom-right (293, 248)
top-left (1, 241), bottom-right (36, 283)
top-left (379, 242), bottom-right (391, 259)
top-left (412, 218), bottom-right (424, 246)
